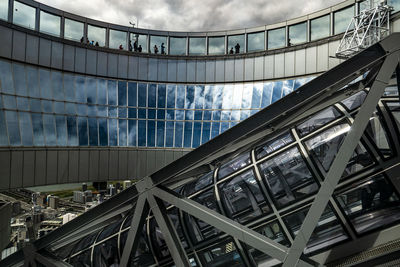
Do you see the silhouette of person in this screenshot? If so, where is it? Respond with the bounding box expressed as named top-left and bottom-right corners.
top-left (229, 47), bottom-right (234, 54)
top-left (138, 45), bottom-right (142, 52)
top-left (154, 45), bottom-right (159, 54)
top-left (95, 41), bottom-right (99, 47)
top-left (119, 44), bottom-right (123, 50)
top-left (134, 40), bottom-right (138, 52)
top-left (128, 40), bottom-right (133, 51)
top-left (80, 36), bottom-right (85, 43)
top-left (161, 43), bottom-right (165, 54)
top-left (235, 43), bottom-right (240, 53)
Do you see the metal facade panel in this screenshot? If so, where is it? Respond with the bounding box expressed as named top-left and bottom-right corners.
top-left (35, 151), bottom-right (46, 186)
top-left (10, 151), bottom-right (23, 188)
top-left (0, 26), bottom-right (12, 58)
top-left (89, 150), bottom-right (99, 181)
top-left (137, 150), bottom-right (147, 178)
top-left (245, 57), bottom-right (254, 81)
top-left (97, 52), bottom-right (108, 76)
top-left (25, 35), bottom-right (39, 64)
top-left (173, 151), bottom-right (184, 161)
top-left (68, 150), bottom-right (79, 183)
top-left (38, 38), bottom-right (51, 67)
top-left (127, 150), bottom-right (138, 179)
top-left (118, 150), bottom-right (128, 179)
top-left (206, 60), bottom-right (215, 83)
top-left (274, 54), bottom-right (284, 78)
top-left (108, 150), bottom-right (118, 179)
top-left (215, 60), bottom-right (225, 82)
top-left (295, 49), bottom-right (306, 76)
top-left (118, 55), bottom-right (128, 79)
top-left (0, 151), bottom-right (10, 189)
top-left (57, 151), bottom-right (69, 184)
top-left (167, 59), bottom-right (177, 82)
top-left (328, 40), bottom-right (341, 69)
top-left (187, 61), bottom-right (196, 83)
top-left (306, 46), bottom-right (317, 74)
top-left (46, 151), bottom-right (58, 185)
top-left (51, 41), bottom-right (63, 69)
top-left (196, 61), bottom-right (206, 83)
top-left (128, 56), bottom-right (138, 80)
top-left (234, 58), bottom-right (244, 81)
top-left (148, 58), bottom-right (158, 81)
top-left (164, 150), bottom-right (174, 166)
top-left (155, 150), bottom-right (165, 172)
top-left (99, 150), bottom-right (109, 180)
top-left (86, 49), bottom-right (97, 75)
top-left (74, 47), bottom-right (86, 73)
top-left (107, 54), bottom-right (118, 77)
top-left (317, 43), bottom-right (329, 72)
top-left (157, 58), bottom-right (167, 82)
top-left (146, 150), bottom-right (156, 177)
top-left (138, 57), bottom-right (148, 81)
top-left (12, 31), bottom-right (26, 61)
top-left (254, 56), bottom-right (264, 80)
top-left (225, 59), bottom-right (234, 82)
top-left (177, 60), bottom-right (187, 83)
top-left (22, 151), bottom-right (35, 188)
top-left (264, 55), bottom-right (274, 79)
top-left (63, 45), bottom-right (75, 71)
top-left (78, 150), bottom-right (89, 182)
top-left (284, 51), bottom-right (295, 77)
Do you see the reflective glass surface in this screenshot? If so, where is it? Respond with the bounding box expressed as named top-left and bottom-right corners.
top-left (334, 6), bottom-right (355, 34)
top-left (13, 1), bottom-right (36, 30)
top-left (0, 0), bottom-right (8, 21)
top-left (189, 37), bottom-right (206, 55)
top-left (296, 106), bottom-right (341, 136)
top-left (341, 91), bottom-right (366, 111)
top-left (389, 0), bottom-right (400, 11)
top-left (169, 37), bottom-right (186, 55)
top-left (227, 34), bottom-right (245, 54)
top-left (198, 239), bottom-right (243, 267)
top-left (247, 31), bottom-right (264, 52)
top-left (150, 35), bottom-right (167, 54)
top-left (311, 15), bottom-right (330, 41)
top-left (255, 132), bottom-right (293, 160)
top-left (365, 110), bottom-right (393, 159)
top-left (110, 29), bottom-right (127, 50)
top-left (208, 36), bottom-right (225, 55)
top-left (130, 33), bottom-right (148, 52)
top-left (268, 27), bottom-right (286, 49)
top-left (88, 25), bottom-right (106, 46)
top-left (64, 18), bottom-right (84, 41)
top-left (289, 22), bottom-right (307, 45)
top-left (39, 11), bottom-right (60, 36)
top-left (218, 152), bottom-right (251, 180)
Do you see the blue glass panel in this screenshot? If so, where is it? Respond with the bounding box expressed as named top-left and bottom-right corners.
top-left (261, 82), bottom-right (273, 108)
top-left (63, 74), bottom-right (75, 101)
top-left (138, 83), bottom-right (147, 107)
top-left (108, 107), bottom-right (117, 117)
top-left (201, 122), bottom-right (211, 144)
top-left (194, 111), bottom-right (203, 120)
top-left (183, 122), bottom-right (192, 148)
top-left (214, 86), bottom-right (225, 109)
top-left (75, 76), bottom-right (86, 103)
top-left (0, 111), bottom-right (8, 146)
top-left (52, 71), bottom-right (64, 101)
top-left (138, 120), bottom-right (146, 146)
top-left (186, 86), bottom-right (195, 109)
top-left (77, 104), bottom-right (87, 116)
top-left (128, 120), bottom-right (137, 146)
top-left (389, 0), bottom-right (400, 12)
top-left (240, 110), bottom-right (250, 120)
top-left (230, 121), bottom-right (237, 127)
top-left (174, 121), bottom-right (183, 148)
top-left (272, 81), bottom-right (283, 103)
top-left (165, 121), bottom-right (174, 147)
top-left (78, 117), bottom-right (88, 146)
top-left (98, 79), bottom-right (107, 105)
top-left (86, 78), bottom-right (97, 104)
top-left (128, 82), bottom-right (137, 107)
top-left (192, 122), bottom-right (201, 148)
top-left (231, 110), bottom-right (240, 121)
top-left (242, 84), bottom-right (253, 109)
top-left (194, 85), bottom-right (205, 109)
top-left (204, 85), bottom-right (213, 109)
top-left (147, 109), bottom-right (155, 119)
top-left (289, 22), bottom-right (307, 45)
top-left (88, 118), bottom-right (98, 146)
top-left (176, 85), bottom-right (185, 108)
top-left (66, 116), bottom-right (78, 146)
top-left (221, 111), bottom-right (230, 121)
top-left (138, 108), bottom-right (146, 119)
top-left (282, 80), bottom-right (294, 97)
top-left (4, 95), bottom-right (17, 109)
top-left (99, 118), bottom-right (108, 146)
top-left (109, 119), bottom-right (118, 146)
top-left (176, 110), bottom-right (184, 120)
top-left (203, 110), bottom-right (212, 120)
top-left (251, 83), bottom-right (263, 109)
top-left (43, 114), bottom-right (57, 146)
top-left (185, 110), bottom-right (194, 120)
top-left (167, 85), bottom-right (176, 108)
top-left (157, 84), bottom-right (166, 108)
top-left (211, 122), bottom-right (220, 138)
top-left (108, 80), bottom-right (117, 105)
top-left (119, 119), bottom-right (127, 146)
top-left (118, 107), bottom-right (127, 118)
top-left (32, 113), bottom-right (45, 146)
top-left (42, 100), bottom-right (53, 113)
top-left (13, 64), bottom-right (27, 96)
top-left (118, 81), bottom-right (127, 106)
top-left (98, 106), bottom-right (107, 117)
top-left (166, 110), bottom-right (175, 120)
top-left (55, 115), bottom-right (67, 146)
top-left (157, 109), bottom-right (165, 119)
top-left (0, 60), bottom-right (14, 93)
top-left (148, 84), bottom-right (157, 108)
top-left (128, 108), bottom-right (137, 119)
top-left (147, 120), bottom-right (155, 147)
top-left (19, 112), bottom-right (33, 146)
top-left (30, 99), bottom-right (41, 112)
top-left (212, 110), bottom-right (221, 121)
top-left (27, 66), bottom-right (39, 98)
top-left (39, 69), bottom-right (52, 99)
top-left (222, 85), bottom-right (233, 109)
top-left (54, 101), bottom-right (64, 114)
top-left (156, 121), bottom-right (165, 147)
top-left (221, 122), bottom-right (229, 133)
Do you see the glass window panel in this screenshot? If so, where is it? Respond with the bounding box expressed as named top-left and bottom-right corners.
top-left (88, 24), bottom-right (106, 46)
top-left (119, 119), bottom-right (127, 146)
top-left (32, 113), bottom-right (45, 146)
top-left (282, 79), bottom-right (294, 97)
top-left (167, 85), bottom-right (176, 108)
top-left (138, 108), bottom-right (146, 119)
top-left (99, 118), bottom-right (108, 146)
top-left (13, 1), bottom-right (36, 30)
top-left (64, 18), bottom-right (84, 41)
top-left (259, 147), bottom-right (318, 207)
top-left (88, 105), bottom-right (97, 117)
top-left (169, 37), bottom-right (186, 55)
top-left (192, 122), bottom-right (201, 148)
top-left (109, 29), bottom-right (127, 50)
top-left (251, 83), bottom-right (263, 109)
top-left (311, 15), bottom-right (330, 41)
top-left (78, 117), bottom-right (88, 146)
top-left (55, 115), bottom-right (67, 146)
top-left (150, 35), bottom-right (167, 54)
top-left (95, 79), bottom-right (106, 105)
top-left (19, 112), bottom-right (33, 146)
top-left (200, 122), bottom-right (211, 145)
top-left (138, 83), bottom-right (147, 107)
top-left (0, 60), bottom-right (14, 94)
top-left (240, 110), bottom-right (250, 120)
top-left (261, 82), bottom-right (273, 108)
top-left (39, 69), bottom-right (52, 99)
top-left (183, 122), bottom-right (193, 148)
top-left (175, 121), bottom-right (183, 147)
top-left (208, 36), bottom-right (225, 55)
top-left (130, 33), bottom-right (148, 52)
top-left (41, 100), bottom-right (53, 113)
top-left (204, 85), bottom-right (213, 109)
top-left (296, 106), bottom-right (341, 136)
top-left (203, 110), bottom-right (211, 121)
top-left (43, 114), bottom-right (57, 146)
top-left (68, 249), bottom-right (91, 266)
top-left (26, 66), bottom-right (39, 97)
top-left (228, 34), bottom-right (245, 54)
top-left (289, 22), bottom-right (307, 45)
top-left (148, 108), bottom-right (155, 119)
top-left (127, 82), bottom-right (137, 107)
top-left (222, 85), bottom-right (233, 109)
top-left (66, 116), bottom-right (78, 146)
top-left (268, 27), bottom-right (286, 49)
top-left (271, 81), bottom-right (283, 103)
top-left (334, 6), bottom-right (355, 35)
top-left (389, 0), bottom-right (400, 12)
top-left (165, 121), bottom-right (174, 147)
top-left (305, 123), bottom-right (373, 177)
top-left (148, 84), bottom-right (156, 108)
top-left (109, 119), bottom-right (118, 146)
top-left (63, 74), bottom-right (75, 101)
top-left (248, 31), bottom-right (265, 52)
top-left (231, 84), bottom-right (242, 109)
top-left (0, 0), bottom-right (8, 21)
top-left (128, 108), bottom-right (136, 119)
top-left (218, 152), bottom-right (251, 180)
top-left (92, 237), bottom-right (118, 267)
top-left (13, 64), bottom-right (27, 96)
top-left (156, 84), bottom-right (166, 109)
top-left (118, 81), bottom-right (127, 106)
top-left (51, 71), bottom-right (64, 101)
top-left (76, 104), bottom-right (87, 116)
top-left (189, 37), bottom-right (206, 55)
top-left (185, 85), bottom-right (195, 109)
top-left (255, 132), bottom-right (294, 160)
top-left (0, 110), bottom-right (8, 146)
top-left (3, 95), bottom-right (16, 109)
top-left (365, 110), bottom-right (393, 158)
top-left (87, 118), bottom-right (98, 146)
top-left (156, 121), bottom-right (165, 147)
top-left (242, 84), bottom-right (253, 109)
top-left (65, 103), bottom-right (75, 115)
top-left (127, 120), bottom-right (136, 146)
top-left (198, 239), bottom-right (243, 266)
top-left (83, 78), bottom-right (96, 104)
top-left (108, 80), bottom-right (117, 105)
top-left (138, 120), bottom-right (146, 146)
top-left (284, 205), bottom-right (347, 254)
top-left (211, 122), bottom-right (220, 138)
top-left (212, 85), bottom-right (223, 110)
top-left (184, 171), bottom-right (214, 196)
top-left (341, 91), bottom-right (367, 111)
top-left (39, 11), bottom-right (60, 36)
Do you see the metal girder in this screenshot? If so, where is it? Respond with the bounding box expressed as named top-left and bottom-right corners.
top-left (23, 244), bottom-right (73, 267)
top-left (281, 51), bottom-right (400, 267)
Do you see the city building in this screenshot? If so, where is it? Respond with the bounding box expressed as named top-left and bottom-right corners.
top-left (0, 0), bottom-right (400, 266)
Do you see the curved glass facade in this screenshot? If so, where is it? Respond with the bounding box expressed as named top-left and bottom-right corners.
top-left (0, 58), bottom-right (313, 148)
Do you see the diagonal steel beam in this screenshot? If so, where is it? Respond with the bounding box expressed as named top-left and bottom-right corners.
top-left (282, 52), bottom-right (400, 267)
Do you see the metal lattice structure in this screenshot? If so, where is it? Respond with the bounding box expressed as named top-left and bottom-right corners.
top-left (336, 0), bottom-right (393, 59)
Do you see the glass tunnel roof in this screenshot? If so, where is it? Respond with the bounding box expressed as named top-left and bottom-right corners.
top-left (44, 42), bottom-right (400, 266)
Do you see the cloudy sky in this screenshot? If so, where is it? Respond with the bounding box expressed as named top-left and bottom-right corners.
top-left (37, 0), bottom-right (344, 31)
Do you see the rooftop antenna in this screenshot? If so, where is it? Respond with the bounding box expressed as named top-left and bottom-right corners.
top-left (335, 0), bottom-right (393, 59)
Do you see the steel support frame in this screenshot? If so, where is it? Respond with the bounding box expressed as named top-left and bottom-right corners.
top-left (281, 51), bottom-right (400, 266)
top-left (23, 244), bottom-right (73, 267)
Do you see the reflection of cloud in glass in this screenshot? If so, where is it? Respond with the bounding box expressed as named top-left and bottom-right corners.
top-left (189, 37), bottom-right (206, 55)
top-left (311, 15), bottom-right (330, 41)
top-left (242, 84), bottom-right (253, 108)
top-left (40, 11), bottom-right (61, 36)
top-left (88, 25), bottom-right (106, 46)
top-left (209, 37), bottom-right (225, 55)
top-left (170, 37), bottom-right (186, 55)
top-left (248, 32), bottom-right (264, 52)
top-left (65, 19), bottom-right (84, 41)
top-left (0, 0), bottom-right (8, 20)
top-left (268, 28), bottom-right (285, 49)
top-left (289, 22), bottom-right (307, 45)
top-left (334, 6), bottom-right (354, 34)
top-left (109, 30), bottom-right (127, 49)
top-left (13, 1), bottom-right (36, 29)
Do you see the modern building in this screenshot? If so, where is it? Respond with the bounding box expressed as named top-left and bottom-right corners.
top-left (1, 0), bottom-right (400, 266)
